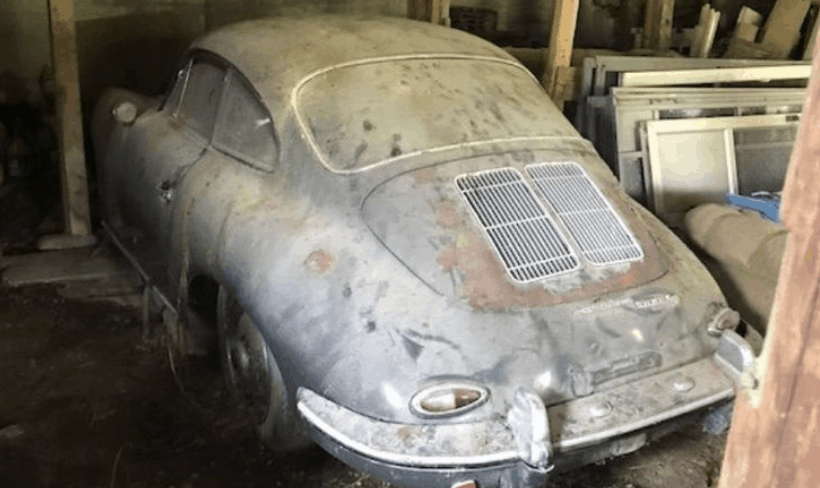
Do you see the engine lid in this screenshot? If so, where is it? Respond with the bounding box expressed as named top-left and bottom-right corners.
top-left (361, 150), bottom-right (669, 309)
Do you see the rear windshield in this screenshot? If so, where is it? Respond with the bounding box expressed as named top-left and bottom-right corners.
top-left (295, 58), bottom-right (576, 172)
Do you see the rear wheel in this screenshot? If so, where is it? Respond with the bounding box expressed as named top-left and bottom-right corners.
top-left (216, 288), bottom-right (311, 450)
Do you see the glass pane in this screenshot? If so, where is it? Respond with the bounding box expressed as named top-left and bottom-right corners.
top-left (214, 74), bottom-right (277, 170)
top-left (163, 62), bottom-right (188, 115)
top-left (178, 60), bottom-right (224, 139)
top-left (297, 59), bottom-right (576, 171)
top-left (734, 125), bottom-right (797, 193)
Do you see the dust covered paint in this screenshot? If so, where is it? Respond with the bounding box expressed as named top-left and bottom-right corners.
top-left (93, 16), bottom-right (751, 488)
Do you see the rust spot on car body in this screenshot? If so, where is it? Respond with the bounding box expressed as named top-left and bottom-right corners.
top-left (305, 250), bottom-right (334, 274)
top-left (413, 167), bottom-right (436, 183)
top-left (436, 201), bottom-right (462, 228)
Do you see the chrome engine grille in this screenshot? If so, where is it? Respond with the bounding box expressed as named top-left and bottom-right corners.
top-left (455, 168), bottom-right (579, 283)
top-left (526, 162), bottom-right (643, 265)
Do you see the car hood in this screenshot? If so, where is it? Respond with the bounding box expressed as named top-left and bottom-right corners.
top-left (361, 148), bottom-right (669, 309)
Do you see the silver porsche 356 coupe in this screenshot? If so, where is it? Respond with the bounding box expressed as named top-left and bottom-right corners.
top-left (92, 16), bottom-right (754, 488)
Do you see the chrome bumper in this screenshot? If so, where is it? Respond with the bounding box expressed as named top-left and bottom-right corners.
top-left (297, 331), bottom-right (753, 488)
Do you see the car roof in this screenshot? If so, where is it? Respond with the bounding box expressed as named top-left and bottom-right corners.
top-left (191, 16), bottom-right (519, 119)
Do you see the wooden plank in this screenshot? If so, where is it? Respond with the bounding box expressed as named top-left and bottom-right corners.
top-left (690, 4), bottom-right (711, 57)
top-left (724, 37), bottom-right (779, 59)
top-left (734, 7), bottom-right (762, 41)
top-left (738, 5), bottom-right (763, 25)
top-left (761, 0), bottom-right (811, 58)
top-left (693, 7), bottom-right (720, 57)
top-left (47, 0), bottom-right (92, 239)
top-left (621, 64), bottom-right (811, 86)
top-left (542, 0), bottom-right (581, 106)
top-left (718, 45), bottom-right (820, 488)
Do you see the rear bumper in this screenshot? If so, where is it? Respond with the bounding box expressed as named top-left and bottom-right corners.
top-left (297, 331), bottom-right (753, 488)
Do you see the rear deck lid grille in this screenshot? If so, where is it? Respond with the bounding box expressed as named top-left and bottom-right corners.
top-left (455, 168), bottom-right (579, 283)
top-left (526, 162), bottom-right (643, 265)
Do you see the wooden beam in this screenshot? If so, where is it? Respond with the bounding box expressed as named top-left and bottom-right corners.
top-left (690, 4), bottom-right (711, 57)
top-left (45, 0), bottom-right (94, 247)
top-left (718, 45), bottom-right (820, 488)
top-left (542, 0), bottom-right (581, 107)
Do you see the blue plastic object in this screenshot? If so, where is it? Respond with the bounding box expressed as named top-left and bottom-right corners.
top-left (725, 192), bottom-right (781, 222)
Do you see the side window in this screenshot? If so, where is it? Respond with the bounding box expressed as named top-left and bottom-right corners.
top-left (178, 59), bottom-right (225, 140)
top-left (213, 72), bottom-right (278, 171)
top-left (163, 61), bottom-right (189, 116)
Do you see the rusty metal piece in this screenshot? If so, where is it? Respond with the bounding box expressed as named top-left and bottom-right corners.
top-left (304, 250), bottom-right (334, 274)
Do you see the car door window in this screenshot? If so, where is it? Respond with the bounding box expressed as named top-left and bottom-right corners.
top-left (213, 72), bottom-right (278, 171)
top-left (178, 59), bottom-right (225, 140)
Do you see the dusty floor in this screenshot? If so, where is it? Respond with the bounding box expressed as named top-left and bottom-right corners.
top-left (0, 284), bottom-right (728, 488)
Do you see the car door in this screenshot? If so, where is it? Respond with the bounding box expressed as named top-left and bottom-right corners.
top-left (112, 55), bottom-right (228, 295)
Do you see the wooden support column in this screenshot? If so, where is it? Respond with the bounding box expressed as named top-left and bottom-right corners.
top-left (642, 0), bottom-right (675, 51)
top-left (407, 0), bottom-right (450, 25)
top-left (41, 0), bottom-right (95, 250)
top-left (717, 45), bottom-right (820, 488)
top-left (407, 0), bottom-right (427, 20)
top-left (542, 0), bottom-right (580, 108)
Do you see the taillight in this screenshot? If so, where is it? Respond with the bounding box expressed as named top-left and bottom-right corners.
top-left (410, 382), bottom-right (489, 418)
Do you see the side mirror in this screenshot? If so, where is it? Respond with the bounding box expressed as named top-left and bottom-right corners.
top-left (113, 101), bottom-right (138, 125)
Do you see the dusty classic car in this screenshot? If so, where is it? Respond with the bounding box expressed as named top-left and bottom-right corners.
top-left (92, 16), bottom-right (755, 488)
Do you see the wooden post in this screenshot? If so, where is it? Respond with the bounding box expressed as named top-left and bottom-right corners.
top-left (408, 0), bottom-right (449, 25)
top-left (407, 0), bottom-right (426, 20)
top-left (717, 44), bottom-right (820, 488)
top-left (41, 0), bottom-right (95, 250)
top-left (542, 0), bottom-right (581, 108)
top-left (804, 12), bottom-right (820, 59)
top-left (642, 0), bottom-right (675, 51)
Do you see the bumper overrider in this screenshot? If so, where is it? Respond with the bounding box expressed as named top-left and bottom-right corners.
top-left (297, 331), bottom-right (754, 488)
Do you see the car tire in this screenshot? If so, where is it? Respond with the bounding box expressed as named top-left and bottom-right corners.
top-left (216, 287), bottom-right (312, 450)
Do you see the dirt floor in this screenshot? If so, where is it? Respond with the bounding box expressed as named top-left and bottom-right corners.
top-left (0, 283), bottom-right (728, 488)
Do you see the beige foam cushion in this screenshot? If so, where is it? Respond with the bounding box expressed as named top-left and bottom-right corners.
top-left (685, 203), bottom-right (787, 280)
